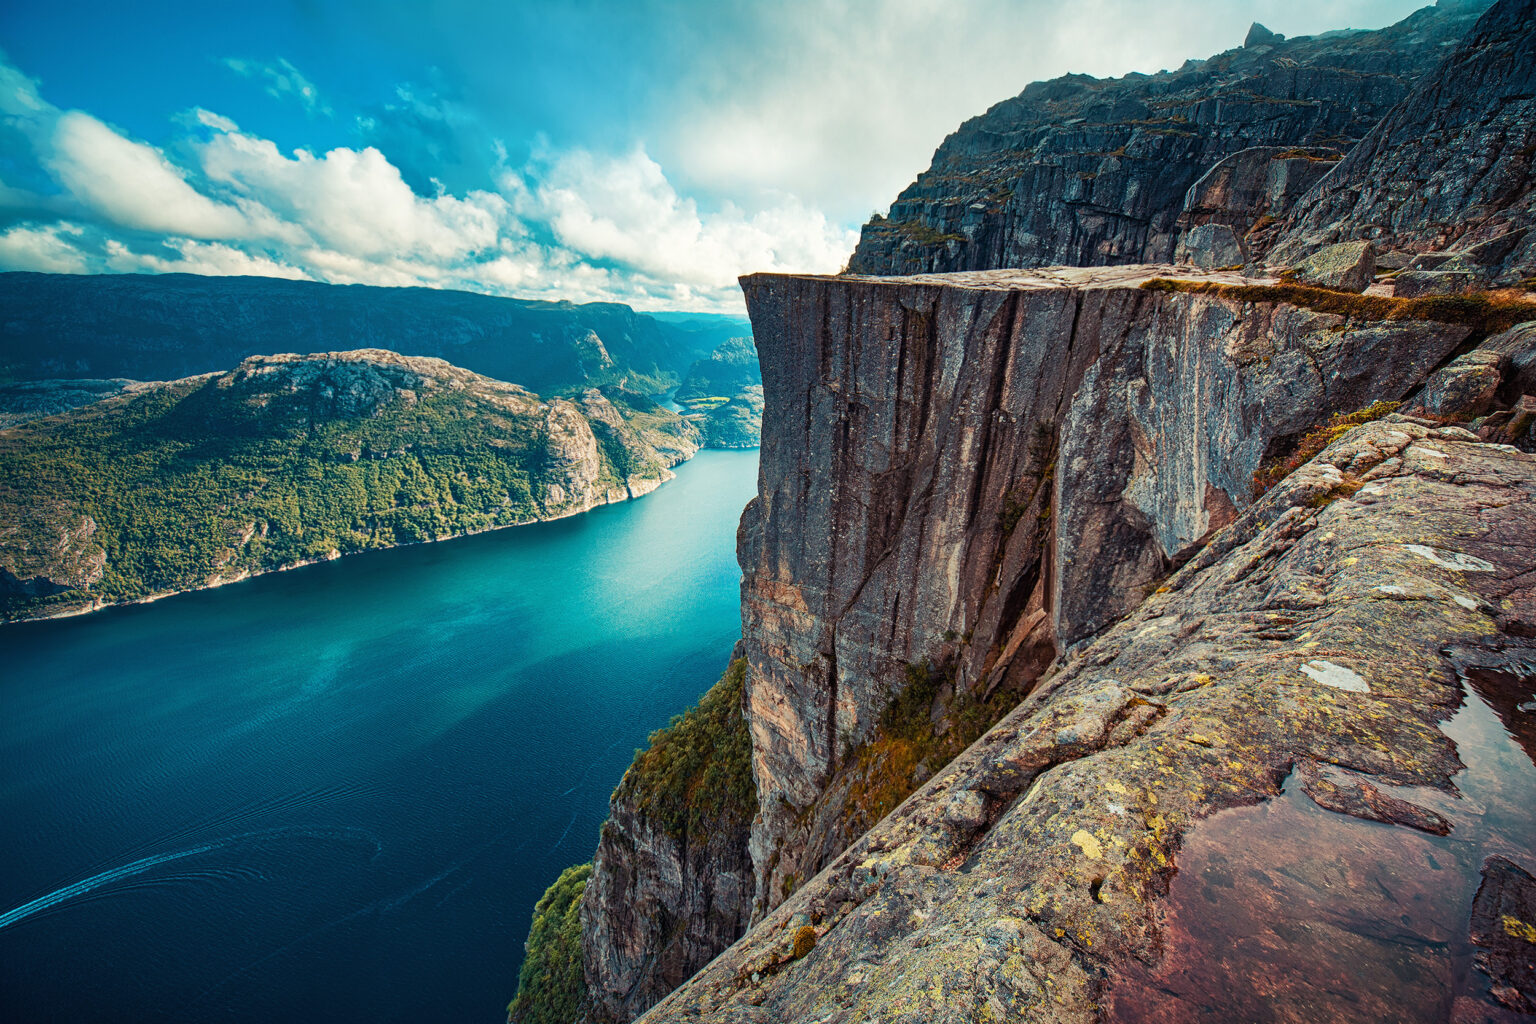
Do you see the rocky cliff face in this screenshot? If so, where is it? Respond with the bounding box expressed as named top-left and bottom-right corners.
top-left (845, 2), bottom-right (1491, 277)
top-left (1269, 0), bottom-right (1536, 281)
top-left (577, 660), bottom-right (757, 1024)
top-left (644, 411), bottom-right (1536, 1023)
top-left (736, 265), bottom-right (1488, 912)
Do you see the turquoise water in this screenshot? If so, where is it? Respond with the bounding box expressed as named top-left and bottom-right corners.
top-left (0, 449), bottom-right (759, 1023)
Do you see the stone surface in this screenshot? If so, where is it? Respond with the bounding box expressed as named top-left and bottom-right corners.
top-left (1173, 223), bottom-right (1246, 269)
top-left (580, 784), bottom-right (754, 1023)
top-left (735, 266), bottom-right (1473, 917)
top-left (1290, 239), bottom-right (1376, 292)
top-left (1269, 0), bottom-right (1536, 282)
top-left (1470, 856), bottom-right (1536, 1013)
top-left (846, 3), bottom-right (1491, 277)
top-left (640, 418), bottom-right (1536, 1024)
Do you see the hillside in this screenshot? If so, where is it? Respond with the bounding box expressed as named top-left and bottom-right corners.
top-left (674, 337), bottom-right (764, 448)
top-left (0, 273), bottom-right (740, 397)
top-left (0, 349), bottom-right (699, 621)
top-left (846, 1), bottom-right (1494, 276)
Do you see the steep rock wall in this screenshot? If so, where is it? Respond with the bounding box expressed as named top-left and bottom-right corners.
top-left (737, 265), bottom-right (1473, 914)
top-left (645, 414), bottom-right (1536, 1023)
top-left (574, 660), bottom-right (757, 1024)
top-left (845, 2), bottom-right (1490, 276)
top-left (1269, 0), bottom-right (1536, 278)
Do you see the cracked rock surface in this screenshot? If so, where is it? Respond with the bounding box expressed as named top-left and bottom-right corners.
top-left (641, 417), bottom-right (1536, 1024)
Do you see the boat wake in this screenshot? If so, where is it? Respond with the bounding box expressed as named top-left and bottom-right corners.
top-left (0, 826), bottom-right (379, 931)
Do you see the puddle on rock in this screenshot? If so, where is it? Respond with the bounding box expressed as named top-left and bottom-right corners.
top-left (1107, 667), bottom-right (1536, 1023)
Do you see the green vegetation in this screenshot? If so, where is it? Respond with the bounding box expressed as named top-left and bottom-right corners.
top-left (1252, 400), bottom-right (1401, 496)
top-left (617, 658), bottom-right (757, 843)
top-left (0, 355), bottom-right (696, 620)
top-left (507, 862), bottom-right (591, 1024)
top-left (1140, 278), bottom-right (1536, 336)
top-left (674, 338), bottom-right (762, 448)
top-left (840, 660), bottom-right (1018, 836)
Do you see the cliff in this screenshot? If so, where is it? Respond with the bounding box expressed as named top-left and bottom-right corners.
top-left (644, 410), bottom-right (1536, 1023)
top-left (734, 266), bottom-right (1530, 912)
top-left (522, 2), bottom-right (1536, 1017)
top-left (0, 349), bottom-right (699, 620)
top-left (846, 2), bottom-right (1492, 276)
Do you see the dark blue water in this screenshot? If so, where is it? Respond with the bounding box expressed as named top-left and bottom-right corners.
top-left (0, 449), bottom-right (759, 1024)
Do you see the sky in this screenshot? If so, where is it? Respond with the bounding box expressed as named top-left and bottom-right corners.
top-left (0, 0), bottom-right (1433, 313)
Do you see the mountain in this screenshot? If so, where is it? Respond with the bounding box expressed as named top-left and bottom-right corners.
top-left (1267, 0), bottom-right (1536, 283)
top-left (674, 337), bottom-right (764, 448)
top-left (845, 1), bottom-right (1494, 277)
top-left (0, 273), bottom-right (734, 397)
top-left (0, 349), bottom-right (698, 621)
top-left (511, 2), bottom-right (1536, 1022)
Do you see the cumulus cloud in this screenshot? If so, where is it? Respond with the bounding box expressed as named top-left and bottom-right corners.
top-left (647, 0), bottom-right (1425, 220)
top-left (0, 57), bottom-right (848, 312)
top-left (48, 111), bottom-right (249, 238)
top-left (504, 146), bottom-right (856, 289)
top-left (0, 223), bottom-right (90, 274)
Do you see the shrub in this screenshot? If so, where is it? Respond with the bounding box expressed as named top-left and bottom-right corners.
top-left (791, 926), bottom-right (817, 960)
top-left (1139, 279), bottom-right (1536, 337)
top-left (617, 659), bottom-right (756, 843)
top-left (507, 863), bottom-right (591, 1024)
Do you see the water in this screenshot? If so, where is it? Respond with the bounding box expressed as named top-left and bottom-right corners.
top-left (0, 449), bottom-right (759, 1024)
top-left (1107, 667), bottom-right (1536, 1023)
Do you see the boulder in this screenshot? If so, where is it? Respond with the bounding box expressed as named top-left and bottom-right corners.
top-left (1174, 223), bottom-right (1247, 269)
top-left (1291, 240), bottom-right (1377, 292)
top-left (1394, 268), bottom-right (1484, 297)
top-left (1411, 350), bottom-right (1505, 418)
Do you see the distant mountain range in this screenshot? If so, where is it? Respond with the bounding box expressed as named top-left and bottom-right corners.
top-left (0, 273), bottom-right (744, 397)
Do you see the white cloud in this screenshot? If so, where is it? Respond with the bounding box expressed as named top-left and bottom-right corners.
top-left (0, 223), bottom-right (90, 273)
top-left (48, 111), bottom-right (249, 238)
top-left (651, 0), bottom-right (1427, 221)
top-left (102, 238), bottom-right (311, 280)
top-left (196, 126), bottom-right (509, 261)
top-left (504, 146), bottom-right (856, 288)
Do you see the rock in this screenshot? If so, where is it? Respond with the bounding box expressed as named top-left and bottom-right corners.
top-left (734, 264), bottom-right (1471, 917)
top-left (1469, 857), bottom-right (1536, 1014)
top-left (846, 3), bottom-right (1491, 276)
top-left (1411, 351), bottom-right (1506, 418)
top-left (1394, 269), bottom-right (1486, 297)
top-left (1174, 223), bottom-right (1246, 269)
top-left (1243, 22), bottom-right (1284, 47)
top-left (577, 660), bottom-right (757, 1024)
top-left (1290, 240), bottom-right (1377, 292)
top-left (1409, 320), bottom-right (1536, 424)
top-left (641, 419), bottom-right (1536, 1023)
top-left (1485, 321), bottom-right (1536, 396)
top-left (1177, 146), bottom-right (1340, 246)
top-left (1268, 0), bottom-right (1536, 281)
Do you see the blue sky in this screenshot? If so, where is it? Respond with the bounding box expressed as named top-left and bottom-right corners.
top-left (0, 0), bottom-right (1431, 312)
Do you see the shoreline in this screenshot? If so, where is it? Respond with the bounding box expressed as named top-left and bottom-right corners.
top-left (2, 453), bottom-right (735, 627)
